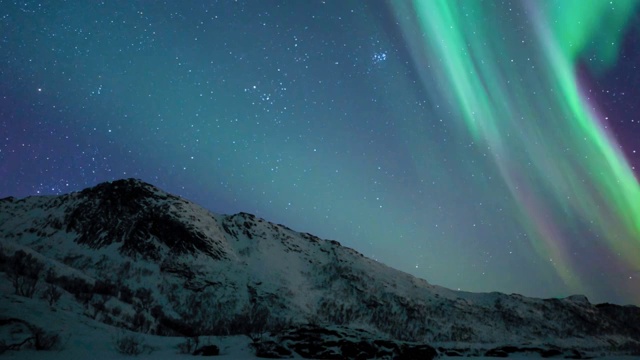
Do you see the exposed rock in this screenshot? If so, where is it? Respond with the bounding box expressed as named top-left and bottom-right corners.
top-left (541, 348), bottom-right (563, 357)
top-left (193, 345), bottom-right (220, 356)
top-left (278, 325), bottom-right (437, 360)
top-left (396, 343), bottom-right (438, 359)
top-left (485, 348), bottom-right (509, 357)
top-left (442, 349), bottom-right (464, 356)
top-left (253, 340), bottom-right (292, 358)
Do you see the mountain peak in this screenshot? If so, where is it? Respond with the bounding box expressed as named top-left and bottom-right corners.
top-left (79, 178), bottom-right (168, 201)
top-left (57, 178), bottom-right (227, 261)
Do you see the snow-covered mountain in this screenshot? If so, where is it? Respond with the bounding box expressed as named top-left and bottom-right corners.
top-left (1, 178), bottom-right (639, 358)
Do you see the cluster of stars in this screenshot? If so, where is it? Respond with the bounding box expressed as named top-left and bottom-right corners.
top-left (1, 0), bottom-right (639, 304)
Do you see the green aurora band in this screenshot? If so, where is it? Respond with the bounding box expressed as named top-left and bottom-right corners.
top-left (392, 0), bottom-right (640, 300)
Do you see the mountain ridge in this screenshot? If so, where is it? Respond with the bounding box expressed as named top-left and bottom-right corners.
top-left (1, 178), bottom-right (640, 358)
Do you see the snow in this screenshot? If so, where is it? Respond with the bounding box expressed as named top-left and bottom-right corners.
top-left (1, 179), bottom-right (640, 359)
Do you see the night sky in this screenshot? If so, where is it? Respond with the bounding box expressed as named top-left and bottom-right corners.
top-left (2, 0), bottom-right (640, 305)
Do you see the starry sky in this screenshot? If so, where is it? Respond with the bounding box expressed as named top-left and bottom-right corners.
top-left (1, 0), bottom-right (640, 305)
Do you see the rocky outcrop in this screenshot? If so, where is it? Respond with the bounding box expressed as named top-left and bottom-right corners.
top-left (260, 325), bottom-right (437, 360)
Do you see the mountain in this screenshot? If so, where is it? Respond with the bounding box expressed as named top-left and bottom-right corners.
top-left (1, 178), bottom-right (639, 358)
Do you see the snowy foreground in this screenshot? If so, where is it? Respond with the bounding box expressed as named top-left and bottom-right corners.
top-left (4, 353), bottom-right (640, 360)
top-left (3, 331), bottom-right (639, 360)
top-left (0, 289), bottom-right (636, 360)
top-left (2, 282), bottom-right (635, 360)
top-left (3, 320), bottom-right (639, 360)
top-left (3, 284), bottom-right (248, 359)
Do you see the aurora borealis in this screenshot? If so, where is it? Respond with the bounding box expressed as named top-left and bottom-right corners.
top-left (392, 1), bottom-right (640, 302)
top-left (1, 0), bottom-right (640, 304)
